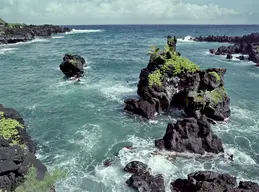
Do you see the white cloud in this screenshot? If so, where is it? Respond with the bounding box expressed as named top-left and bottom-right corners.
top-left (0, 0), bottom-right (244, 24)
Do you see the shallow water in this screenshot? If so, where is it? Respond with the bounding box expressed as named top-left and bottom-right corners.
top-left (0, 25), bottom-right (259, 191)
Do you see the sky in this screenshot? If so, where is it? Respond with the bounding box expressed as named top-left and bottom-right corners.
top-left (0, 0), bottom-right (258, 24)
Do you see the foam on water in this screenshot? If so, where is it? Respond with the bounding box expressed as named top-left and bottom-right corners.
top-left (177, 36), bottom-right (195, 43)
top-left (66, 29), bottom-right (104, 35)
top-left (0, 47), bottom-right (18, 55)
top-left (52, 36), bottom-right (64, 39)
top-left (100, 83), bottom-right (136, 103)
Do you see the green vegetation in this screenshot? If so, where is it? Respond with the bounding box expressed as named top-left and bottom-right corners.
top-left (16, 166), bottom-right (65, 192)
top-left (208, 71), bottom-right (220, 82)
top-left (148, 53), bottom-right (199, 87)
top-left (0, 112), bottom-right (24, 147)
top-left (148, 69), bottom-right (163, 87)
top-left (147, 37), bottom-right (199, 87)
top-left (162, 54), bottom-right (200, 75)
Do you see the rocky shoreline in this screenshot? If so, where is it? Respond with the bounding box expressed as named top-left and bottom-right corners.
top-left (0, 104), bottom-right (54, 191)
top-left (0, 20), bottom-right (71, 44)
top-left (193, 33), bottom-right (259, 65)
top-left (124, 160), bottom-right (259, 192)
top-left (123, 36), bottom-right (259, 191)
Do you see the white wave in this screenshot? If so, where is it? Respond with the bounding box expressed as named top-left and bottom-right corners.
top-left (177, 35), bottom-right (195, 43)
top-left (100, 84), bottom-right (136, 103)
top-left (0, 47), bottom-right (18, 55)
top-left (52, 36), bottom-right (64, 39)
top-left (65, 29), bottom-right (104, 35)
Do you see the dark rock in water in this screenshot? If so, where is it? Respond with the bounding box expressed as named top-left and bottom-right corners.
top-left (124, 99), bottom-right (156, 119)
top-left (226, 54), bottom-right (233, 60)
top-left (236, 55), bottom-right (245, 60)
top-left (59, 54), bottom-right (86, 78)
top-left (0, 104), bottom-right (48, 191)
top-left (126, 172), bottom-right (165, 192)
top-left (171, 171), bottom-right (259, 192)
top-left (193, 33), bottom-right (259, 44)
top-left (155, 116), bottom-right (224, 155)
top-left (194, 33), bottom-right (259, 64)
top-left (103, 159), bottom-right (112, 167)
top-left (125, 37), bottom-right (231, 121)
top-left (209, 49), bottom-right (215, 54)
top-left (124, 161), bottom-right (148, 174)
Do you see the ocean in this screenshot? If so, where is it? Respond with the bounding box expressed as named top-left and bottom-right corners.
top-left (0, 25), bottom-right (259, 191)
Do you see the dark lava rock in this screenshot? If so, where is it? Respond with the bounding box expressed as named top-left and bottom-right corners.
top-left (0, 24), bottom-right (70, 44)
top-left (124, 161), bottom-right (149, 174)
top-left (194, 33), bottom-right (259, 44)
top-left (59, 54), bottom-right (86, 78)
top-left (126, 172), bottom-right (165, 192)
top-left (194, 33), bottom-right (259, 64)
top-left (209, 49), bottom-right (215, 54)
top-left (0, 104), bottom-right (48, 191)
top-left (124, 99), bottom-right (156, 119)
top-left (125, 37), bottom-right (231, 121)
top-left (155, 116), bottom-right (224, 155)
top-left (171, 171), bottom-right (259, 192)
top-left (226, 54), bottom-right (233, 60)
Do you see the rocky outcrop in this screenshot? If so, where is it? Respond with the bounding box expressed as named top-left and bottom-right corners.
top-left (124, 161), bottom-right (149, 174)
top-left (194, 33), bottom-right (259, 64)
top-left (59, 54), bottom-right (86, 78)
top-left (124, 99), bottom-right (156, 119)
top-left (155, 116), bottom-right (224, 155)
top-left (194, 33), bottom-right (259, 44)
top-left (0, 104), bottom-right (47, 191)
top-left (124, 161), bottom-right (165, 192)
top-left (125, 37), bottom-right (230, 121)
top-left (171, 171), bottom-right (259, 192)
top-left (0, 24), bottom-right (71, 44)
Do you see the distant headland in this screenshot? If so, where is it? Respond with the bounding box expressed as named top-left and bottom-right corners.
top-left (0, 18), bottom-right (71, 44)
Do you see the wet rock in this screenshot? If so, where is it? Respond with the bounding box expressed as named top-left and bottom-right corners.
top-left (59, 54), bottom-right (86, 78)
top-left (171, 171), bottom-right (259, 192)
top-left (226, 54), bottom-right (233, 60)
top-left (209, 49), bottom-right (215, 54)
top-left (124, 161), bottom-right (148, 174)
top-left (155, 116), bottom-right (224, 155)
top-left (126, 172), bottom-right (165, 192)
top-left (124, 99), bottom-right (156, 119)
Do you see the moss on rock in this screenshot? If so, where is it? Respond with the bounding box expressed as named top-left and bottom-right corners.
top-left (206, 87), bottom-right (226, 104)
top-left (69, 59), bottom-right (77, 65)
top-left (209, 71), bottom-right (220, 82)
top-left (0, 112), bottom-right (24, 147)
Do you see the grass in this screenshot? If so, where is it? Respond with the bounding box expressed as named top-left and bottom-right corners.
top-left (0, 112), bottom-right (25, 147)
top-left (208, 71), bottom-right (220, 82)
top-left (16, 166), bottom-right (65, 192)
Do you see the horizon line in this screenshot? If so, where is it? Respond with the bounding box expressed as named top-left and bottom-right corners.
top-left (61, 24), bottom-right (259, 26)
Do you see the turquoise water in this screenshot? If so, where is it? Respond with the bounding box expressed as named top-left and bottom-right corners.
top-left (0, 25), bottom-right (259, 191)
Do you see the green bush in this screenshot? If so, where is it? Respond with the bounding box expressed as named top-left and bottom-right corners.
top-left (16, 166), bottom-right (65, 192)
top-left (0, 112), bottom-right (25, 147)
top-left (148, 69), bottom-right (163, 87)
